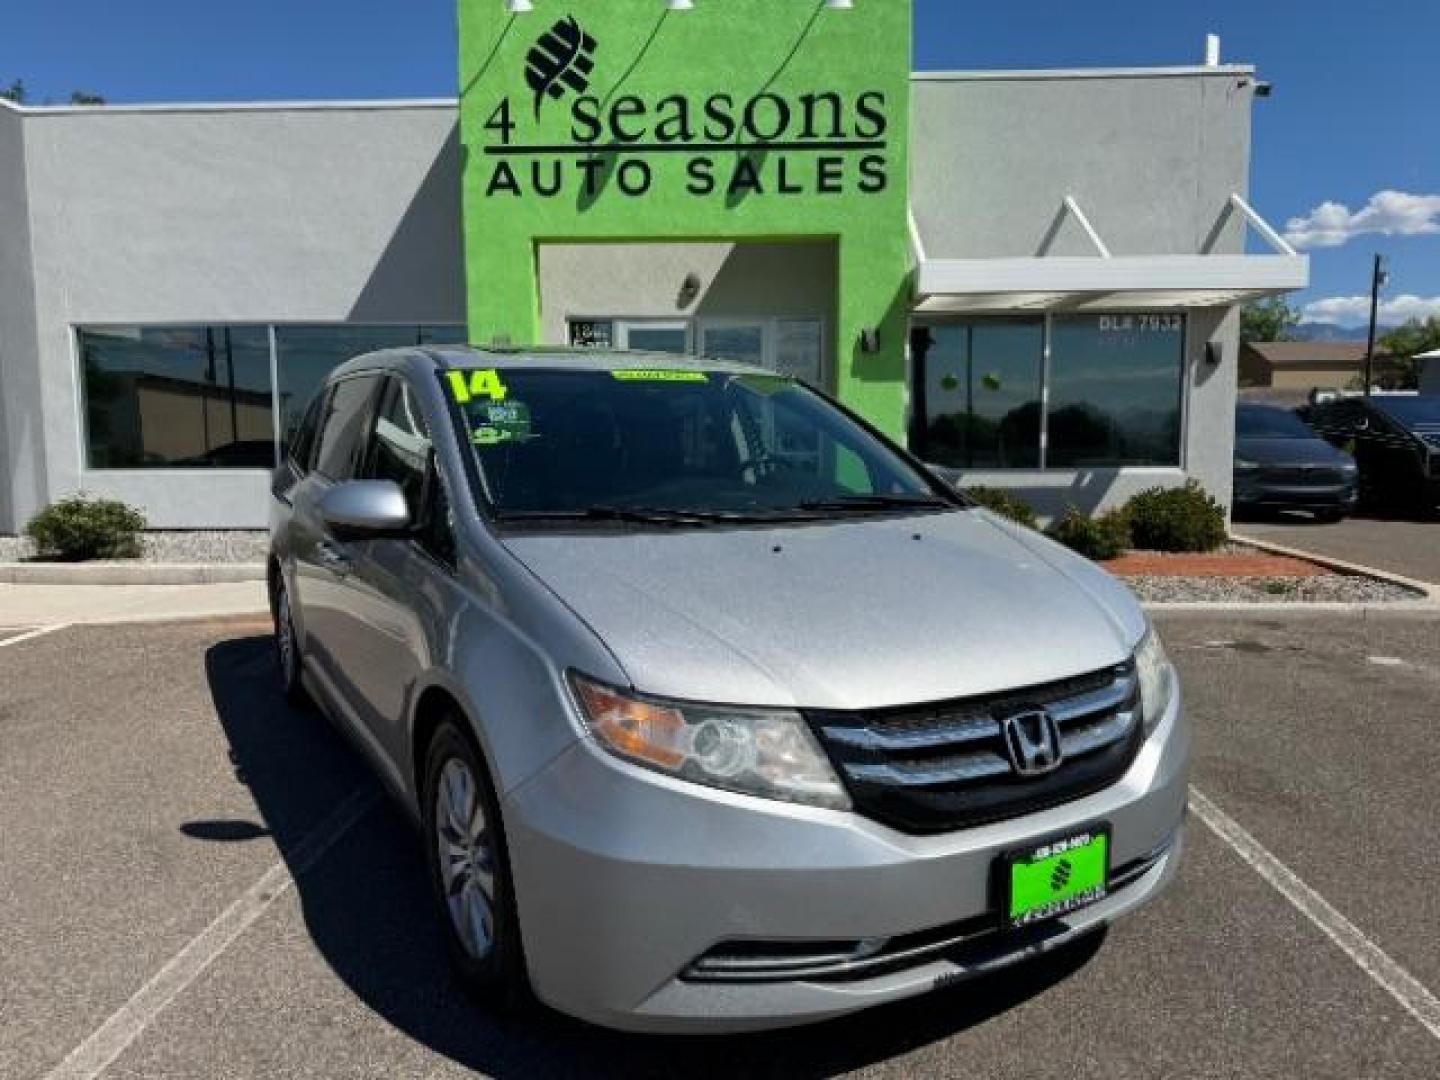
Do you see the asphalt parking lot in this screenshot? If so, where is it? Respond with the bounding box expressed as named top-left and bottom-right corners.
top-left (1237, 512), bottom-right (1440, 585)
top-left (4, 612), bottom-right (1440, 1079)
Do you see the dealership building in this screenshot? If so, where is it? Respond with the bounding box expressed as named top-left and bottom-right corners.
top-left (0, 1), bottom-right (1307, 532)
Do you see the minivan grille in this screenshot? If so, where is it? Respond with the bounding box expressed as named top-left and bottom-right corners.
top-left (1259, 464), bottom-right (1348, 488)
top-left (809, 662), bottom-right (1141, 834)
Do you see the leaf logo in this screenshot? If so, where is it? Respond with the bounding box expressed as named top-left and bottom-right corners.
top-left (525, 16), bottom-right (597, 118)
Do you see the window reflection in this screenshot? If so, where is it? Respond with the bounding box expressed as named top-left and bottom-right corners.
top-left (915, 323), bottom-right (1043, 469)
top-left (1048, 315), bottom-right (1183, 467)
top-left (79, 324), bottom-right (465, 470)
top-left (81, 327), bottom-right (275, 468)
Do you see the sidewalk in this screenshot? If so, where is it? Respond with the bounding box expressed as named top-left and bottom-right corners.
top-left (0, 581), bottom-right (268, 627)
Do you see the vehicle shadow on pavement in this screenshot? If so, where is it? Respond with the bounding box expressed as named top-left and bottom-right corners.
top-left (205, 635), bottom-right (1104, 1079)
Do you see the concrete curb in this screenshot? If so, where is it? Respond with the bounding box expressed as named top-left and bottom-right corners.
top-left (1146, 600), bottom-right (1440, 617)
top-left (1228, 533), bottom-right (1438, 601)
top-left (0, 562), bottom-right (266, 585)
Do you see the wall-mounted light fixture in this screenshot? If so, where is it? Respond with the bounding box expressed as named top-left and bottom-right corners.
top-left (668, 0), bottom-right (695, 10)
top-left (677, 273), bottom-right (702, 308)
top-left (505, 0), bottom-right (533, 13)
top-left (1206, 340), bottom-right (1226, 367)
top-left (825, 0), bottom-right (855, 9)
top-left (860, 328), bottom-right (881, 354)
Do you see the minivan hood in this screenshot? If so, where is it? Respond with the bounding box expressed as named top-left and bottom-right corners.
top-left (1235, 436), bottom-right (1354, 467)
top-left (501, 510), bottom-right (1144, 711)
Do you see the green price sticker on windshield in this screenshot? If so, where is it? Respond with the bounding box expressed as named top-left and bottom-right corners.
top-left (470, 400), bottom-right (532, 447)
top-left (611, 370), bottom-right (708, 384)
top-left (448, 369), bottom-right (509, 404)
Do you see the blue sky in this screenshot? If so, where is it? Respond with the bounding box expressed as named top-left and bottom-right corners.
top-left (4, 0), bottom-right (1437, 326)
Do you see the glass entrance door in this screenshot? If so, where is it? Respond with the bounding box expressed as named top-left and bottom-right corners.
top-left (699, 322), bottom-right (766, 368)
top-left (698, 319), bottom-right (823, 386)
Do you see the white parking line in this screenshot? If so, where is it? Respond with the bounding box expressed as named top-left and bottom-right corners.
top-left (1190, 786), bottom-right (1440, 1042)
top-left (0, 624), bottom-right (69, 648)
top-left (44, 787), bottom-right (379, 1080)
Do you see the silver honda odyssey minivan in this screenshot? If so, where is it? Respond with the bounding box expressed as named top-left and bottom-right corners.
top-left (268, 346), bottom-right (1188, 1033)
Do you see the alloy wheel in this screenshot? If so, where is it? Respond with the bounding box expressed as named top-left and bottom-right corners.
top-left (435, 757), bottom-right (497, 961)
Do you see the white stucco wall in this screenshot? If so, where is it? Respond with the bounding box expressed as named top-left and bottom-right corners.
top-left (0, 68), bottom-right (1266, 530)
top-left (2, 101), bottom-right (464, 530)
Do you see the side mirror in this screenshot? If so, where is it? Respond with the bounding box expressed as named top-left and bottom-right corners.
top-left (319, 480), bottom-right (411, 539)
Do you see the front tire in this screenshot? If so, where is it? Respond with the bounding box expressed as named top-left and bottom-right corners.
top-left (422, 721), bottom-right (528, 1011)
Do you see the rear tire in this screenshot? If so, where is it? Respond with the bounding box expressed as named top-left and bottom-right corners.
top-left (422, 720), bottom-right (529, 1013)
top-left (273, 579), bottom-right (309, 707)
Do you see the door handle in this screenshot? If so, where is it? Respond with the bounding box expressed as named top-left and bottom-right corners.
top-left (316, 541), bottom-right (354, 575)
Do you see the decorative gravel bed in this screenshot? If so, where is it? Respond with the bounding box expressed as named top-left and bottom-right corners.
top-left (0, 531), bottom-right (268, 564)
top-left (1124, 574), bottom-right (1423, 604)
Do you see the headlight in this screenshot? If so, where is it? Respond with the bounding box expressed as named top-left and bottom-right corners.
top-left (1340, 461), bottom-right (1360, 474)
top-left (570, 675), bottom-right (851, 810)
top-left (1134, 626), bottom-right (1176, 738)
top-left (1234, 458), bottom-right (1260, 471)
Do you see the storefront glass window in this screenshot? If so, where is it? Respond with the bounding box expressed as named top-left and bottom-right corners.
top-left (81, 326), bottom-right (276, 468)
top-left (915, 315), bottom-right (1185, 471)
top-left (915, 323), bottom-right (1043, 469)
top-left (79, 324), bottom-right (464, 469)
top-left (1047, 314), bottom-right (1184, 467)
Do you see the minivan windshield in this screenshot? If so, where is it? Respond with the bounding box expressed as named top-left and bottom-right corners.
top-left (1236, 405), bottom-right (1317, 440)
top-left (1373, 395), bottom-right (1440, 428)
top-left (443, 366), bottom-right (954, 523)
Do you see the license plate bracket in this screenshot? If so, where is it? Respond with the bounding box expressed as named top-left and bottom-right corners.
top-left (1001, 825), bottom-right (1111, 930)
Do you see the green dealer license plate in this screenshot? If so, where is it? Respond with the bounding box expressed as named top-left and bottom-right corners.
top-left (1003, 826), bottom-right (1110, 929)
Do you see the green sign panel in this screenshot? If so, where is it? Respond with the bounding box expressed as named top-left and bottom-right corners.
top-left (458, 0), bottom-right (914, 437)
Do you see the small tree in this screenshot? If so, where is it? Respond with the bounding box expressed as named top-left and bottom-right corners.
top-left (1240, 297), bottom-right (1300, 344)
top-left (1379, 317), bottom-right (1440, 389)
top-left (69, 91), bottom-right (106, 106)
top-left (1, 79), bottom-right (25, 105)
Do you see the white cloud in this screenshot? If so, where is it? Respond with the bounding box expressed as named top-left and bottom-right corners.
top-left (1283, 191), bottom-right (1440, 250)
top-left (1301, 293), bottom-right (1440, 327)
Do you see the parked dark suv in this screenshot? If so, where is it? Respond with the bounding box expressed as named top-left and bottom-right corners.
top-left (1232, 403), bottom-right (1358, 522)
top-left (1302, 395), bottom-right (1440, 518)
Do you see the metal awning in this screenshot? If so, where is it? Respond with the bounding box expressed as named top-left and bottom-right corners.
top-left (911, 195), bottom-right (1309, 314)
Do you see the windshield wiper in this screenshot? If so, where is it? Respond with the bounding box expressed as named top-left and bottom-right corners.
top-left (496, 506), bottom-right (794, 527)
top-left (797, 494), bottom-right (955, 513)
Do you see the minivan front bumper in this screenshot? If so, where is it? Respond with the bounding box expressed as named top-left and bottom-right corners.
top-left (502, 687), bottom-right (1189, 1033)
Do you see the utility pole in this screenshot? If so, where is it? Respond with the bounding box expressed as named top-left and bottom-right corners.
top-left (1363, 253), bottom-right (1388, 396)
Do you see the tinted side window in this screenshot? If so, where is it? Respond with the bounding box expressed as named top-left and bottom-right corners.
top-left (286, 390), bottom-right (328, 475)
top-left (363, 377), bottom-right (456, 567)
top-left (314, 376), bottom-right (380, 481)
top-left (366, 378), bottom-right (433, 519)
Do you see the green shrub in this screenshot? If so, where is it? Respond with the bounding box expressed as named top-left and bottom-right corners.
top-left (1123, 481), bottom-right (1226, 553)
top-left (25, 495), bottom-right (146, 561)
top-left (962, 486), bottom-right (1038, 529)
top-left (1046, 507), bottom-right (1131, 561)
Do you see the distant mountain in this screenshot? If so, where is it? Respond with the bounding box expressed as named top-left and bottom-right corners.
top-left (1291, 323), bottom-right (1393, 343)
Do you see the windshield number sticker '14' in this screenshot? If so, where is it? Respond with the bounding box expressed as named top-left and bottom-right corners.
top-left (448, 370), bottom-right (509, 404)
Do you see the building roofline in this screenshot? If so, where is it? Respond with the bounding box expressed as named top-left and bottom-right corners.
top-left (0, 63), bottom-right (1258, 116)
top-left (0, 96), bottom-right (460, 117)
top-left (914, 64), bottom-right (1255, 82)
